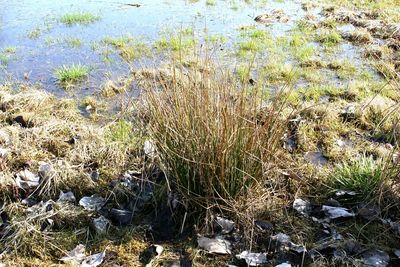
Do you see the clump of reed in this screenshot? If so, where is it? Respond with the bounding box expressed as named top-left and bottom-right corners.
top-left (139, 61), bottom-right (290, 210)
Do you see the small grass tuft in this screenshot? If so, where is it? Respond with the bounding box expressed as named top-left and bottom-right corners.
top-left (4, 47), bottom-right (17, 54)
top-left (65, 37), bottom-right (83, 48)
top-left (27, 28), bottom-right (42, 39)
top-left (54, 64), bottom-right (89, 86)
top-left (60, 12), bottom-right (100, 25)
top-left (315, 28), bottom-right (342, 47)
top-left (206, 0), bottom-right (217, 6)
top-left (103, 35), bottom-right (150, 61)
top-left (327, 155), bottom-right (386, 201)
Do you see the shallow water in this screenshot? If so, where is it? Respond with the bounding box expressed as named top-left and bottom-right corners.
top-left (0, 0), bottom-right (377, 99)
top-left (0, 0), bottom-right (305, 96)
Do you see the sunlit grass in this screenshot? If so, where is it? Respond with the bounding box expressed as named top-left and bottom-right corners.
top-left (54, 64), bottom-right (89, 85)
top-left (4, 47), bottom-right (17, 54)
top-left (323, 0), bottom-right (400, 22)
top-left (206, 0), bottom-right (216, 6)
top-left (327, 155), bottom-right (386, 201)
top-left (315, 28), bottom-right (342, 47)
top-left (140, 63), bottom-right (288, 205)
top-left (60, 12), bottom-right (100, 25)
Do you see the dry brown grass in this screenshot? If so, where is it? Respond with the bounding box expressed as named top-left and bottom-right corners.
top-left (1, 200), bottom-right (88, 259)
top-left (137, 59), bottom-right (294, 229)
top-left (0, 86), bottom-right (142, 199)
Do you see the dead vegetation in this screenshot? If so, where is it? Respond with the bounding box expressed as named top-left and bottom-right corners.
top-left (0, 87), bottom-right (142, 199)
top-left (0, 85), bottom-right (147, 263)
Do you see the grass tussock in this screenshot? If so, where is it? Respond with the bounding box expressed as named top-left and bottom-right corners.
top-left (54, 64), bottom-right (89, 87)
top-left (327, 155), bottom-right (386, 201)
top-left (140, 62), bottom-right (289, 208)
top-left (359, 95), bottom-right (400, 145)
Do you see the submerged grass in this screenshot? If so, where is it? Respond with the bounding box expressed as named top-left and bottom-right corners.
top-left (102, 35), bottom-right (150, 61)
top-left (65, 37), bottom-right (83, 48)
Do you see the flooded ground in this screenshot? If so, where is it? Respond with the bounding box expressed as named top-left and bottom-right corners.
top-left (0, 1), bottom-right (399, 266)
top-left (1, 0), bottom-right (379, 98)
top-left (0, 0), bottom-right (304, 96)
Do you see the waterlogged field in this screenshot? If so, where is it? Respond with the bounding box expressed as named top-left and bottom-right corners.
top-left (0, 0), bottom-right (399, 266)
top-left (1, 0), bottom-right (303, 95)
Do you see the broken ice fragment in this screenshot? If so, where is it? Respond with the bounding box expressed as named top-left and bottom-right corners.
top-left (21, 198), bottom-right (37, 207)
top-left (322, 205), bottom-right (355, 219)
top-left (82, 251), bottom-right (105, 267)
top-left (336, 138), bottom-right (352, 148)
top-left (93, 216), bottom-right (109, 235)
top-left (109, 208), bottom-right (133, 226)
top-left (270, 233), bottom-right (306, 254)
top-left (335, 190), bottom-right (357, 197)
top-left (58, 191), bottom-right (76, 203)
top-left (357, 203), bottom-right (381, 221)
top-left (154, 245), bottom-right (164, 256)
top-left (388, 220), bottom-right (400, 236)
top-left (361, 249), bottom-right (389, 267)
top-left (142, 244), bottom-right (165, 266)
top-left (215, 216), bottom-right (235, 234)
top-left (60, 244), bottom-right (105, 267)
top-left (343, 240), bottom-right (361, 255)
top-left (394, 249), bottom-right (400, 259)
top-left (341, 105), bottom-right (356, 120)
top-left (90, 170), bottom-right (100, 182)
top-left (304, 152), bottom-right (328, 165)
top-left (236, 251), bottom-right (267, 266)
top-left (197, 236), bottom-right (231, 254)
top-left (0, 148), bottom-right (8, 158)
top-left (289, 243), bottom-right (306, 254)
top-left (79, 195), bottom-right (106, 211)
top-left (293, 199), bottom-right (312, 216)
top-left (255, 220), bottom-right (273, 232)
top-left (60, 244), bottom-right (86, 264)
top-left (38, 162), bottom-right (53, 179)
top-left (15, 169), bottom-right (40, 190)
top-left (271, 233), bottom-right (291, 244)
top-left (144, 140), bottom-right (156, 158)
